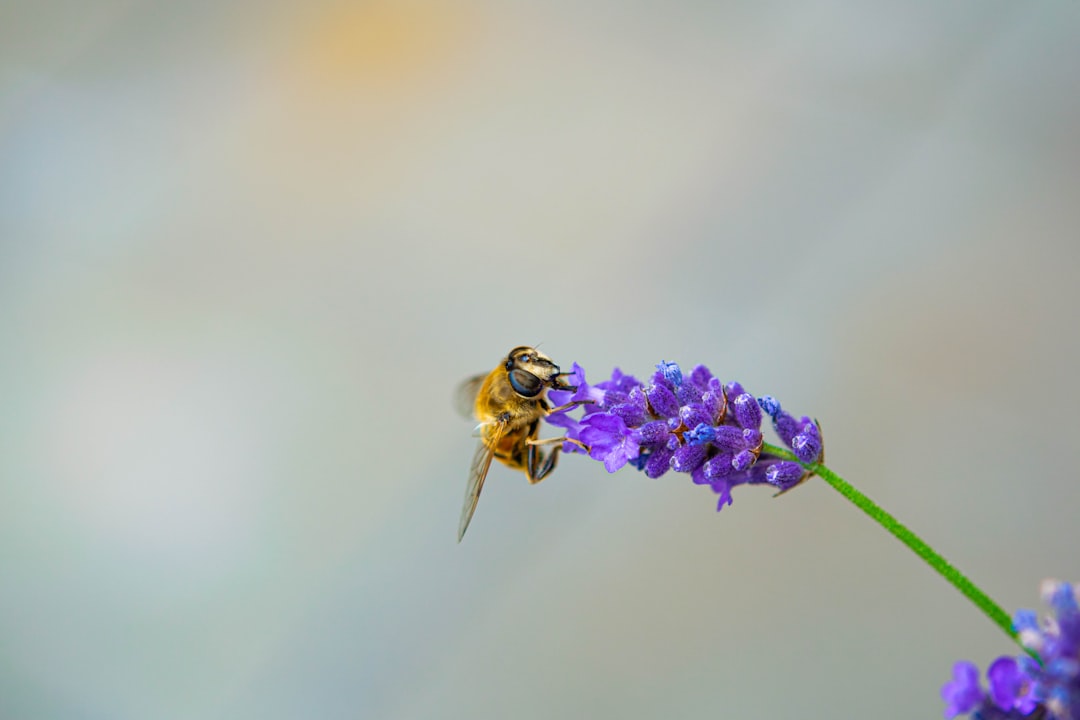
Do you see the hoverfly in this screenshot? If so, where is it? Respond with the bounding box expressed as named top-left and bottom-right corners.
top-left (455, 346), bottom-right (589, 542)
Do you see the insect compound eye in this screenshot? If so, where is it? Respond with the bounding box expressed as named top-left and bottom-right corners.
top-left (508, 368), bottom-right (544, 397)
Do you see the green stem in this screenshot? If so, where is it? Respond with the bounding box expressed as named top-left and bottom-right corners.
top-left (761, 442), bottom-right (1038, 661)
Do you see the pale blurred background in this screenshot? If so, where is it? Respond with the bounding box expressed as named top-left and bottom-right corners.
top-left (2, 1), bottom-right (1079, 718)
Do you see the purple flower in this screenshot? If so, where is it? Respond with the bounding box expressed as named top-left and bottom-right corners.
top-left (757, 396), bottom-right (823, 464)
top-left (594, 367), bottom-right (644, 401)
top-left (671, 443), bottom-right (707, 474)
top-left (763, 461), bottom-right (804, 491)
top-left (645, 382), bottom-right (680, 418)
top-left (1022, 580), bottom-right (1080, 720)
top-left (732, 393), bottom-right (762, 430)
top-left (641, 446), bottom-right (675, 479)
top-left (544, 360), bottom-right (824, 512)
top-left (610, 387), bottom-right (649, 427)
top-left (987, 657), bottom-right (1037, 714)
top-left (547, 362), bottom-right (605, 412)
top-left (656, 360), bottom-right (683, 387)
top-left (685, 423), bottom-right (715, 446)
top-left (942, 579), bottom-right (1080, 720)
top-left (688, 364), bottom-right (714, 391)
top-left (579, 413), bottom-right (640, 473)
top-left (546, 362), bottom-right (607, 453)
top-left (942, 661), bottom-right (985, 718)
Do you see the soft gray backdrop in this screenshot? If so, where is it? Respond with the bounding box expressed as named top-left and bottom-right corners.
top-left (3, 1), bottom-right (1078, 718)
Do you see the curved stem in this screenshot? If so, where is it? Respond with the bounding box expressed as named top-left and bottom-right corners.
top-left (762, 442), bottom-right (1038, 662)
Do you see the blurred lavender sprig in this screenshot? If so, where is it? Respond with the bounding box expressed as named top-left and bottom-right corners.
top-left (943, 580), bottom-right (1079, 720)
top-left (547, 361), bottom-right (822, 509)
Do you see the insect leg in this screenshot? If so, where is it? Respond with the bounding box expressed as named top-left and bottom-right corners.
top-left (526, 436), bottom-right (588, 452)
top-left (525, 443), bottom-right (558, 484)
top-left (524, 436), bottom-right (589, 484)
top-left (546, 399), bottom-right (595, 414)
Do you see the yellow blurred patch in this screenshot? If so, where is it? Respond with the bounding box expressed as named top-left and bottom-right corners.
top-left (292, 0), bottom-right (469, 91)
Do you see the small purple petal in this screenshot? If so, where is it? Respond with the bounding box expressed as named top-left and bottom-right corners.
top-left (582, 412), bottom-right (627, 434)
top-left (712, 426), bottom-right (748, 452)
top-left (547, 389), bottom-right (573, 407)
top-left (657, 360), bottom-right (683, 387)
top-left (690, 465), bottom-right (710, 486)
top-left (601, 390), bottom-right (631, 407)
top-left (680, 404), bottom-right (711, 431)
top-left (544, 412), bottom-right (587, 454)
top-left (1044, 580), bottom-right (1079, 615)
top-left (676, 382), bottom-right (704, 407)
top-left (645, 383), bottom-right (680, 418)
top-left (545, 411), bottom-right (579, 431)
top-left (580, 413), bottom-right (629, 461)
top-left (743, 428), bottom-right (763, 449)
top-left (941, 661), bottom-right (984, 718)
top-left (603, 446), bottom-right (632, 473)
top-left (688, 364), bottom-right (714, 391)
top-left (1013, 610), bottom-right (1039, 634)
top-left (758, 395), bottom-right (781, 419)
top-left (547, 362), bottom-right (584, 407)
top-left (671, 443), bottom-right (707, 473)
top-left (772, 410), bottom-right (800, 446)
top-left (595, 368), bottom-right (641, 395)
top-left (702, 391), bottom-right (724, 424)
top-left (624, 386), bottom-right (649, 419)
top-left (685, 423), bottom-right (716, 446)
top-left (711, 479), bottom-right (734, 510)
top-left (703, 452), bottom-right (735, 480)
top-left (633, 420), bottom-right (671, 446)
top-left (792, 432), bottom-right (823, 463)
top-left (987, 657), bottom-right (1025, 710)
top-left (732, 393), bottom-right (762, 430)
top-left (611, 400), bottom-right (648, 428)
top-left (583, 436), bottom-right (617, 461)
top-left (732, 449), bottom-right (756, 472)
top-left (644, 447), bottom-right (674, 478)
top-left (765, 462), bottom-right (804, 490)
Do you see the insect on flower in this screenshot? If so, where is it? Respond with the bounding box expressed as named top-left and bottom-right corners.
top-left (454, 346), bottom-right (591, 542)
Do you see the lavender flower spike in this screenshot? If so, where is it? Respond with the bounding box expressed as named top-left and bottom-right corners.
top-left (543, 359), bottom-right (824, 512)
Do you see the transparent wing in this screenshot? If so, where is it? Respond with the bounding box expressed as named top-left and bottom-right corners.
top-left (458, 421), bottom-right (506, 542)
top-left (454, 374), bottom-right (486, 420)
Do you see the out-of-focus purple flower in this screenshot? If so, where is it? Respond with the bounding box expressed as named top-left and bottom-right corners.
top-left (987, 658), bottom-right (1037, 714)
top-left (1023, 580), bottom-right (1080, 720)
top-left (544, 359), bottom-right (824, 511)
top-left (942, 579), bottom-right (1080, 720)
top-left (942, 662), bottom-right (986, 718)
